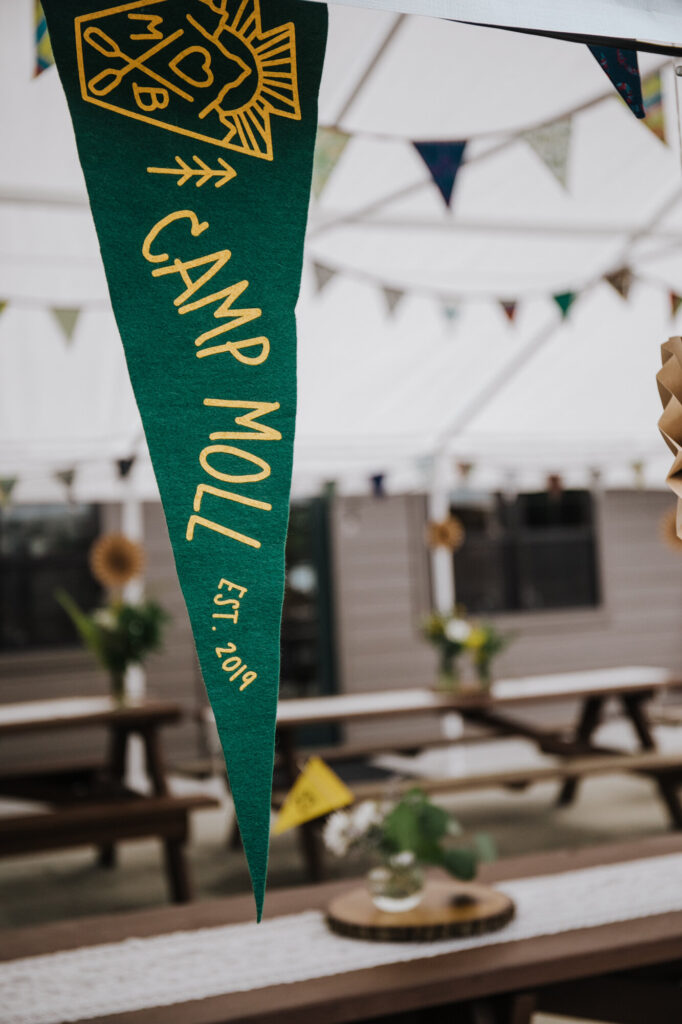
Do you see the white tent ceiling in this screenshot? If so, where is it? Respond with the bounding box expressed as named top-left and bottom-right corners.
top-left (1, 1), bottom-right (681, 499)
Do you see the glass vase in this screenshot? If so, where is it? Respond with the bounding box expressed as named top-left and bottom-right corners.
top-left (437, 652), bottom-right (460, 693)
top-left (367, 852), bottom-right (424, 912)
top-left (109, 670), bottom-right (126, 706)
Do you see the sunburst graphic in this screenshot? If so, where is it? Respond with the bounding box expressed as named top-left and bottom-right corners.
top-left (192, 0), bottom-right (300, 159)
top-left (75, 0), bottom-right (301, 160)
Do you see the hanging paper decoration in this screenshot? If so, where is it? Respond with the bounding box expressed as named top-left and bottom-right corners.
top-left (0, 478), bottom-right (17, 509)
top-left (588, 46), bottom-right (644, 119)
top-left (670, 293), bottom-right (682, 320)
top-left (426, 515), bottom-right (465, 552)
top-left (0, 301), bottom-right (6, 317)
top-left (383, 286), bottom-right (404, 316)
top-left (312, 262), bottom-right (336, 294)
top-left (660, 507), bottom-right (682, 552)
top-left (42, 0), bottom-right (328, 920)
top-left (272, 757), bottom-right (353, 836)
top-left (604, 267), bottom-right (633, 300)
top-left (522, 118), bottom-right (571, 189)
top-left (553, 292), bottom-right (576, 318)
top-left (457, 460), bottom-right (473, 481)
top-left (34, 2), bottom-right (54, 77)
top-left (642, 71), bottom-right (666, 143)
top-left (657, 337), bottom-right (682, 538)
top-left (413, 140), bottom-right (467, 207)
top-left (311, 127), bottom-right (350, 199)
top-left (52, 307), bottom-right (80, 343)
top-left (499, 300), bottom-right (517, 323)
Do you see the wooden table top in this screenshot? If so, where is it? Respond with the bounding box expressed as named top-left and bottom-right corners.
top-left (276, 666), bottom-right (675, 728)
top-left (2, 834), bottom-right (681, 1024)
top-left (0, 697), bottom-right (182, 737)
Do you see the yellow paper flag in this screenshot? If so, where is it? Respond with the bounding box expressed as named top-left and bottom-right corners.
top-left (273, 757), bottom-right (353, 835)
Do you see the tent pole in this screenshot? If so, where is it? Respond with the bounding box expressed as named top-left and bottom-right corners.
top-left (121, 498), bottom-right (147, 789)
top-left (428, 453), bottom-right (455, 613)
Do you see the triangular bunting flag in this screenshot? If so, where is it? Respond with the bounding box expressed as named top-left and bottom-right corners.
top-left (272, 757), bottom-right (353, 835)
top-left (604, 268), bottom-right (633, 300)
top-left (642, 71), bottom-right (666, 143)
top-left (312, 262), bottom-right (336, 294)
top-left (42, 0), bottom-right (328, 920)
top-left (670, 293), bottom-right (682, 320)
top-left (34, 1), bottom-right (54, 77)
top-left (0, 301), bottom-right (6, 317)
top-left (554, 292), bottom-right (576, 318)
top-left (0, 478), bottom-right (17, 509)
top-left (442, 301), bottom-right (459, 327)
top-left (413, 141), bottom-right (467, 207)
top-left (116, 457), bottom-right (136, 479)
top-left (588, 45), bottom-right (644, 119)
top-left (311, 127), bottom-right (350, 200)
top-left (499, 300), bottom-right (517, 323)
top-left (522, 119), bottom-right (571, 188)
top-left (383, 286), bottom-right (404, 316)
top-left (52, 308), bottom-right (80, 343)
top-left (55, 468), bottom-right (75, 500)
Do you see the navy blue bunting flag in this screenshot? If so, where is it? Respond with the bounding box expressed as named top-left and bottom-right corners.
top-left (413, 140), bottom-right (467, 207)
top-left (588, 45), bottom-right (644, 119)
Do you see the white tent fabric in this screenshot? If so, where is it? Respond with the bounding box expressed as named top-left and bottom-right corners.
top-left (305, 0), bottom-right (682, 48)
top-left (1, 2), bottom-right (681, 498)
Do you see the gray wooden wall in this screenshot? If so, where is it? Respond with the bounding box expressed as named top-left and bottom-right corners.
top-left (1, 488), bottom-right (681, 767)
top-left (330, 489), bottom-right (682, 744)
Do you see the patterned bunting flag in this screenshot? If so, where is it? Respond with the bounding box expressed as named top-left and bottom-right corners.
top-left (42, 0), bottom-right (328, 921)
top-left (554, 292), bottom-right (576, 318)
top-left (642, 71), bottom-right (666, 143)
top-left (604, 268), bottom-right (633, 300)
top-left (312, 262), bottom-right (336, 294)
top-left (52, 307), bottom-right (80, 343)
top-left (670, 293), bottom-right (682, 319)
top-left (522, 118), bottom-right (571, 189)
top-left (413, 140), bottom-right (467, 207)
top-left (55, 468), bottom-right (75, 500)
top-left (588, 45), bottom-right (644, 119)
top-left (311, 127), bottom-right (350, 200)
top-left (499, 300), bottom-right (517, 323)
top-left (383, 286), bottom-right (404, 315)
top-left (34, 2), bottom-right (54, 77)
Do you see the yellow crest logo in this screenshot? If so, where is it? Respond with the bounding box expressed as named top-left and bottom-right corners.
top-left (74, 0), bottom-right (301, 160)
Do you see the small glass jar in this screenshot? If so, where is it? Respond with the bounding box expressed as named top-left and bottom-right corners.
top-left (367, 851), bottom-right (424, 912)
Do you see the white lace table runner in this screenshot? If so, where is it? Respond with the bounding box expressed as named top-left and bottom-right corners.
top-left (2, 853), bottom-right (682, 1024)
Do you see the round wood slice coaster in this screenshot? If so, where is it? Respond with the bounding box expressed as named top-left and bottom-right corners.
top-left (327, 880), bottom-right (515, 943)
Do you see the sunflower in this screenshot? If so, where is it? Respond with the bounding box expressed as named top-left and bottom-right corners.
top-left (426, 516), bottom-right (465, 552)
top-left (660, 507), bottom-right (682, 552)
top-left (89, 533), bottom-right (145, 588)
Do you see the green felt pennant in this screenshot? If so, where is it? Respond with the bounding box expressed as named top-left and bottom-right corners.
top-left (42, 0), bottom-right (328, 919)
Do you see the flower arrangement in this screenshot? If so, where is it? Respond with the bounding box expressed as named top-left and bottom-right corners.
top-left (422, 609), bottom-right (511, 691)
top-left (323, 788), bottom-right (494, 911)
top-left (57, 591), bottom-right (169, 702)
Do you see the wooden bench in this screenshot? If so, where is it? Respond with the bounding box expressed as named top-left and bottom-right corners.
top-left (0, 794), bottom-right (217, 903)
top-left (0, 697), bottom-right (219, 902)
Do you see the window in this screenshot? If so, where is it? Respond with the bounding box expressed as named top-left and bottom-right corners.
top-left (452, 490), bottom-right (599, 614)
top-left (280, 498), bottom-right (337, 701)
top-left (0, 504), bottom-right (101, 650)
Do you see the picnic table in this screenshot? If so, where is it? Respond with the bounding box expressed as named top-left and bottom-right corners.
top-left (1, 835), bottom-right (681, 1023)
top-left (272, 666), bottom-right (682, 879)
top-left (0, 697), bottom-right (217, 902)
